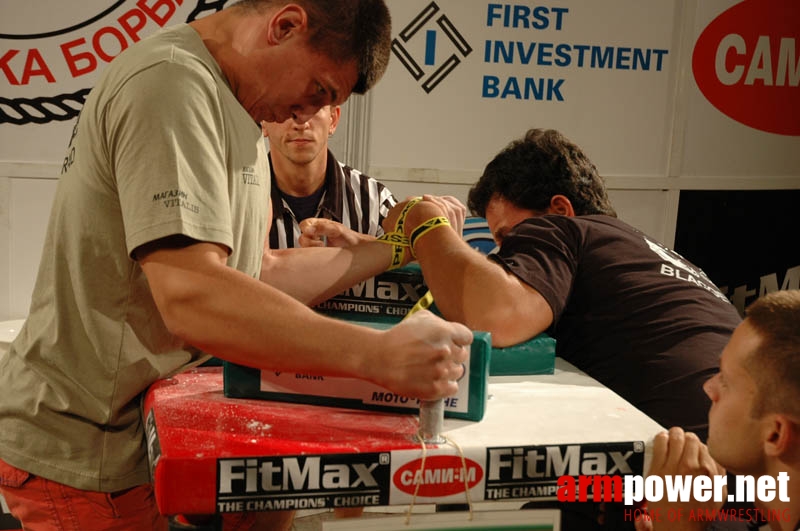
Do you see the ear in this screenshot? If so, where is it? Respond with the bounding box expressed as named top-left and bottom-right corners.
top-left (328, 105), bottom-right (341, 135)
top-left (266, 5), bottom-right (308, 45)
top-left (763, 414), bottom-right (798, 459)
top-left (548, 195), bottom-right (576, 217)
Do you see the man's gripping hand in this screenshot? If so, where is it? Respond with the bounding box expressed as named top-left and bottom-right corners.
top-left (420, 195), bottom-right (466, 236)
top-left (382, 195), bottom-right (467, 240)
top-left (367, 310), bottom-right (472, 400)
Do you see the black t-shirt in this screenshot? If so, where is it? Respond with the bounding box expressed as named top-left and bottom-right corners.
top-left (491, 215), bottom-right (742, 440)
top-left (279, 186), bottom-right (326, 223)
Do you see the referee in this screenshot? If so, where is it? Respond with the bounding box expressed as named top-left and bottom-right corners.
top-left (263, 104), bottom-right (396, 249)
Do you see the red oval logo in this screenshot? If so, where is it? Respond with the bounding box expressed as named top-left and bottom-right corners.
top-left (692, 0), bottom-right (800, 136)
top-left (393, 455), bottom-right (483, 497)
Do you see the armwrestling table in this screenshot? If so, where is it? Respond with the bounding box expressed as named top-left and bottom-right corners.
top-left (144, 357), bottom-right (664, 528)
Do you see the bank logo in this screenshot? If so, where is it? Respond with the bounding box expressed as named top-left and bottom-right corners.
top-left (391, 2), bottom-right (472, 93)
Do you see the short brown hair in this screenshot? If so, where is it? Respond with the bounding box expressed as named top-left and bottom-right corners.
top-left (744, 290), bottom-right (800, 419)
top-left (234, 0), bottom-right (391, 94)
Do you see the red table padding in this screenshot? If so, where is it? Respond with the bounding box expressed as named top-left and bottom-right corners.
top-left (144, 367), bottom-right (422, 515)
top-left (144, 361), bottom-right (664, 517)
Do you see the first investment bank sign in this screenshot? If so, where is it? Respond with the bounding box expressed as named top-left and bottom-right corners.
top-left (390, 0), bottom-right (799, 136)
top-left (0, 0), bottom-right (231, 126)
top-left (391, 1), bottom-right (670, 100)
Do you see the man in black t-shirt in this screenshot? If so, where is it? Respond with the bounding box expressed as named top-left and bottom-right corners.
top-left (373, 129), bottom-right (744, 530)
top-left (384, 128), bottom-right (740, 440)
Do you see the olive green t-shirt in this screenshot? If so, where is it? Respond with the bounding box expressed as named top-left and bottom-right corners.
top-left (0, 24), bottom-right (269, 491)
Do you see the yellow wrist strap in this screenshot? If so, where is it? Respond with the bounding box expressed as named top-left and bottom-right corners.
top-left (376, 197), bottom-right (423, 271)
top-left (409, 216), bottom-right (451, 257)
top-left (394, 197), bottom-right (422, 235)
top-left (403, 290), bottom-right (435, 320)
top-left (376, 232), bottom-right (409, 270)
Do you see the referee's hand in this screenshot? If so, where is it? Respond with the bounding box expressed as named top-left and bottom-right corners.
top-left (299, 218), bottom-right (371, 248)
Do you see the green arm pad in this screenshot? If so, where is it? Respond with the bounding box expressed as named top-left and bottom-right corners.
top-left (489, 334), bottom-right (556, 376)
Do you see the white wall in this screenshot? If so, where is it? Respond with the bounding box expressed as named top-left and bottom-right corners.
top-left (0, 170), bottom-right (58, 319)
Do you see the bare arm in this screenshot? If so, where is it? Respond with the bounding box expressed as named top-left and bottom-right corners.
top-left (259, 239), bottom-right (391, 306)
top-left (384, 198), bottom-right (553, 347)
top-left (139, 241), bottom-right (472, 399)
top-left (260, 197), bottom-right (395, 304)
top-left (297, 218), bottom-right (376, 248)
top-left (295, 194), bottom-right (468, 250)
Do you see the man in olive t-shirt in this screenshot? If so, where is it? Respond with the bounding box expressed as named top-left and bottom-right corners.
top-left (0, 3), bottom-right (473, 530)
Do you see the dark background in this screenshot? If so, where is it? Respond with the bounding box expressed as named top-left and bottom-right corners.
top-left (674, 189), bottom-right (800, 316)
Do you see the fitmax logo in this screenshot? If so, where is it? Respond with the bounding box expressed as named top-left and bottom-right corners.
top-left (341, 277), bottom-right (425, 303)
top-left (487, 442), bottom-right (644, 482)
top-left (218, 454), bottom-right (389, 495)
top-left (391, 2), bottom-right (472, 93)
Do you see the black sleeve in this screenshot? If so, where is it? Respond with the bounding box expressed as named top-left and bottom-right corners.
top-left (488, 216), bottom-right (582, 323)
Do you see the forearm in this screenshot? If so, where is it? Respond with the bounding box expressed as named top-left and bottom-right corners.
top-left (141, 242), bottom-right (473, 400)
top-left (412, 227), bottom-right (551, 346)
top-left (260, 241), bottom-right (391, 306)
top-left (149, 255), bottom-right (382, 376)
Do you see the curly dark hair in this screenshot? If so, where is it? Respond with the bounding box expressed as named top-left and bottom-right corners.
top-left (467, 128), bottom-right (617, 218)
top-left (233, 0), bottom-right (391, 94)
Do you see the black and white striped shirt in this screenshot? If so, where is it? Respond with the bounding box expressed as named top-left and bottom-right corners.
top-left (268, 150), bottom-right (397, 249)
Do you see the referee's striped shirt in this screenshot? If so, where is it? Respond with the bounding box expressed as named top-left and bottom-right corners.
top-left (268, 150), bottom-right (398, 249)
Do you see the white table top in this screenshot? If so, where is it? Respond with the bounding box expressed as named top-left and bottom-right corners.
top-left (0, 319), bottom-right (25, 357)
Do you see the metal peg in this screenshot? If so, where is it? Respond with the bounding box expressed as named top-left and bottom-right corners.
top-left (418, 399), bottom-right (445, 444)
